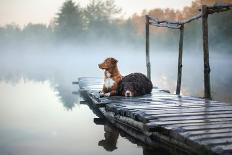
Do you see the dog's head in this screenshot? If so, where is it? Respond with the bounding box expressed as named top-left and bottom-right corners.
top-left (98, 57), bottom-right (118, 70)
top-left (119, 82), bottom-right (142, 97)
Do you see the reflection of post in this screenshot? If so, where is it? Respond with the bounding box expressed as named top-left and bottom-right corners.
top-left (145, 15), bottom-right (151, 80)
top-left (98, 124), bottom-right (119, 152)
top-left (202, 5), bottom-right (211, 99)
top-left (176, 24), bottom-right (184, 95)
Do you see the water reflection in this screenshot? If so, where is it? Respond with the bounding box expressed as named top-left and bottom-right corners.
top-left (98, 124), bottom-right (119, 152)
top-left (97, 122), bottom-right (186, 155)
top-left (55, 82), bottom-right (78, 110)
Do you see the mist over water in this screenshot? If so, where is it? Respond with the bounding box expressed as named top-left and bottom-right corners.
top-left (0, 1), bottom-right (231, 154)
top-left (0, 39), bottom-right (232, 104)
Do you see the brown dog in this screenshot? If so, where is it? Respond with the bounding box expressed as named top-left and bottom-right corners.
top-left (98, 57), bottom-right (122, 96)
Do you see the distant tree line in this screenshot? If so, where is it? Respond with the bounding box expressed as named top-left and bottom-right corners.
top-left (0, 0), bottom-right (231, 53)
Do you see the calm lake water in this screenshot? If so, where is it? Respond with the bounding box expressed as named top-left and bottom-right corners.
top-left (0, 79), bottom-right (180, 155)
top-left (0, 48), bottom-right (231, 155)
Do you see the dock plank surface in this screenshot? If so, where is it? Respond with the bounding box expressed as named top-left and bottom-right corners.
top-left (78, 77), bottom-right (232, 155)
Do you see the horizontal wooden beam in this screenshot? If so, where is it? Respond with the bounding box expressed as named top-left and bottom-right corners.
top-left (147, 3), bottom-right (232, 29)
top-left (149, 22), bottom-right (181, 29)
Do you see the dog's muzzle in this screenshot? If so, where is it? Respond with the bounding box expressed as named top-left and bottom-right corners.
top-left (125, 90), bottom-right (132, 97)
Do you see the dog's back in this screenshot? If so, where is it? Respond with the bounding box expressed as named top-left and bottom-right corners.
top-left (122, 73), bottom-right (153, 93)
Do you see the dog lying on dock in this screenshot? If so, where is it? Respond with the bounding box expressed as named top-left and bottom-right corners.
top-left (116, 73), bottom-right (153, 97)
top-left (98, 57), bottom-right (122, 96)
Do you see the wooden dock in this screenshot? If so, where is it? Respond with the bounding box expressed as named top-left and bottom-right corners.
top-left (78, 77), bottom-right (232, 155)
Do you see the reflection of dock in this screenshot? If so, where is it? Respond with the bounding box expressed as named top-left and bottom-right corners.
top-left (77, 77), bottom-right (232, 155)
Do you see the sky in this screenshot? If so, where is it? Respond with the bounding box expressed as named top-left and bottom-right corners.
top-left (0, 0), bottom-right (193, 27)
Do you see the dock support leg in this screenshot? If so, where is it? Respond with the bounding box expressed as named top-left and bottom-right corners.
top-left (176, 24), bottom-right (184, 95)
top-left (146, 15), bottom-right (151, 80)
top-left (202, 5), bottom-right (211, 99)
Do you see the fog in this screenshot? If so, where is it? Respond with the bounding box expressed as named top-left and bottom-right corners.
top-left (0, 39), bottom-right (231, 108)
top-left (0, 1), bottom-right (231, 110)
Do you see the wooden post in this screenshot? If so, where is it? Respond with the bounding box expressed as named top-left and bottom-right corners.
top-left (176, 24), bottom-right (184, 95)
top-left (145, 15), bottom-right (151, 80)
top-left (202, 5), bottom-right (211, 99)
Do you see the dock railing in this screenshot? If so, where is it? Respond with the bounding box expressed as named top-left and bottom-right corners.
top-left (145, 3), bottom-right (232, 99)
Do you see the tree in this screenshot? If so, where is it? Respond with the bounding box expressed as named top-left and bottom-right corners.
top-left (55, 0), bottom-right (83, 41)
top-left (0, 24), bottom-right (21, 49)
top-left (22, 23), bottom-right (52, 43)
top-left (83, 0), bottom-right (121, 38)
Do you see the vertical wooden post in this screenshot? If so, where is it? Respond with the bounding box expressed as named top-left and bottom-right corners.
top-left (145, 15), bottom-right (151, 80)
top-left (176, 24), bottom-right (184, 95)
top-left (202, 5), bottom-right (211, 99)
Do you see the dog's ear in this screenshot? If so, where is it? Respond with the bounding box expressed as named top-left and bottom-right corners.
top-left (110, 58), bottom-right (118, 64)
top-left (108, 58), bottom-right (118, 68)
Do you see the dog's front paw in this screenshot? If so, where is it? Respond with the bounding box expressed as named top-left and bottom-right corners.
top-left (104, 93), bottom-right (111, 97)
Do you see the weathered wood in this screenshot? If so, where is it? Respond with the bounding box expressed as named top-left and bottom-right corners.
top-left (148, 3), bottom-right (231, 27)
top-left (148, 117), bottom-right (232, 127)
top-left (72, 81), bottom-right (79, 84)
top-left (176, 24), bottom-right (184, 95)
top-left (78, 77), bottom-right (232, 155)
top-left (145, 15), bottom-right (151, 80)
top-left (104, 114), bottom-right (192, 155)
top-left (202, 5), bottom-right (211, 99)
top-left (146, 113), bottom-right (232, 122)
top-left (207, 3), bottom-right (232, 14)
top-left (149, 22), bottom-right (181, 29)
top-left (94, 117), bottom-right (106, 125)
top-left (190, 132), bottom-right (232, 141)
top-left (181, 13), bottom-right (202, 24)
top-left (200, 137), bottom-right (232, 146)
top-left (146, 121), bottom-right (232, 133)
top-left (145, 110), bottom-right (232, 118)
top-left (146, 4), bottom-right (231, 100)
top-left (181, 128), bottom-right (232, 137)
top-left (212, 144), bottom-right (232, 154)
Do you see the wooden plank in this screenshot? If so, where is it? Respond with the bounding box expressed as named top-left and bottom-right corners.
top-left (200, 137), bottom-right (232, 146)
top-left (181, 128), bottom-right (232, 137)
top-left (105, 97), bottom-right (227, 107)
top-left (106, 106), bottom-right (232, 123)
top-left (94, 118), bottom-right (106, 125)
top-left (146, 120), bottom-right (232, 131)
top-left (72, 81), bottom-right (79, 84)
top-left (164, 120), bottom-right (232, 133)
top-left (211, 144), bottom-right (232, 154)
top-left (144, 113), bottom-right (232, 123)
top-left (106, 102), bottom-right (230, 110)
top-left (189, 132), bottom-right (232, 141)
top-left (165, 123), bottom-right (232, 132)
top-left (107, 105), bottom-right (231, 120)
top-left (144, 110), bottom-right (232, 118)
top-left (106, 103), bottom-right (232, 112)
top-left (127, 107), bottom-right (232, 117)
top-left (147, 117), bottom-right (232, 126)
top-left (202, 5), bottom-right (211, 99)
top-left (176, 24), bottom-right (184, 95)
top-left (145, 15), bottom-right (151, 80)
